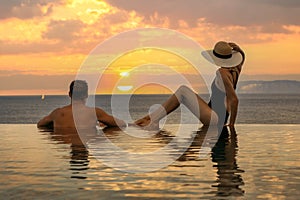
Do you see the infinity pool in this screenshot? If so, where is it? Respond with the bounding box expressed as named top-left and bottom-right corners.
top-left (0, 124), bottom-right (299, 199)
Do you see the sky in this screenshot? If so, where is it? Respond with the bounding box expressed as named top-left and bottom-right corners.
top-left (0, 0), bottom-right (300, 95)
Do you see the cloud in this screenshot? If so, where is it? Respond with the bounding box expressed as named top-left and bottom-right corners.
top-left (0, 0), bottom-right (61, 19)
top-left (43, 20), bottom-right (85, 42)
top-left (0, 73), bottom-right (75, 90)
top-left (11, 4), bottom-right (46, 19)
top-left (101, 10), bottom-right (129, 24)
top-left (260, 23), bottom-right (292, 34)
top-left (0, 41), bottom-right (60, 54)
top-left (106, 0), bottom-right (300, 28)
top-left (1, 0), bottom-right (299, 56)
top-left (0, 70), bottom-right (27, 76)
top-left (255, 0), bottom-right (300, 8)
top-left (0, 19), bottom-right (94, 54)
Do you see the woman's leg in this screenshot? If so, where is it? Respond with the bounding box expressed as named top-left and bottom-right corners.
top-left (135, 85), bottom-right (218, 126)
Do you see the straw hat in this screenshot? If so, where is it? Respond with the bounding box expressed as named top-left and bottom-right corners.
top-left (202, 41), bottom-right (243, 68)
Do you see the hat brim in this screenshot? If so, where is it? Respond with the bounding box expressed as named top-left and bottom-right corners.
top-left (201, 50), bottom-right (243, 68)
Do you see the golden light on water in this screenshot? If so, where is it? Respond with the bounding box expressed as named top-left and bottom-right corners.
top-left (119, 71), bottom-right (130, 77)
top-left (117, 85), bottom-right (133, 92)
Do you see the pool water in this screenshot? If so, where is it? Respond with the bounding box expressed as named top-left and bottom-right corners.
top-left (0, 124), bottom-right (299, 199)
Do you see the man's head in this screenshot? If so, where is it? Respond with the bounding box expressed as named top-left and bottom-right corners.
top-left (69, 80), bottom-right (88, 100)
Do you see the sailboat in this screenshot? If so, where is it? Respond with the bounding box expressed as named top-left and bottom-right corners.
top-left (41, 94), bottom-right (45, 100)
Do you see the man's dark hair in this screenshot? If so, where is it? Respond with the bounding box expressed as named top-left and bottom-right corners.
top-left (69, 80), bottom-right (88, 100)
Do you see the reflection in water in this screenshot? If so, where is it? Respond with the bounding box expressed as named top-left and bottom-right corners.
top-left (40, 127), bottom-right (122, 179)
top-left (39, 125), bottom-right (244, 197)
top-left (3, 124), bottom-right (297, 199)
top-left (69, 144), bottom-right (89, 179)
top-left (211, 126), bottom-right (245, 197)
top-left (178, 126), bottom-right (245, 197)
top-left (40, 128), bottom-right (93, 179)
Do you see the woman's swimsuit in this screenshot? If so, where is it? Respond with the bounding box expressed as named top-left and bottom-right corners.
top-left (208, 68), bottom-right (240, 126)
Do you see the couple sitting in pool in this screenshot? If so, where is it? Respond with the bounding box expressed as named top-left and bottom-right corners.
top-left (37, 41), bottom-right (245, 130)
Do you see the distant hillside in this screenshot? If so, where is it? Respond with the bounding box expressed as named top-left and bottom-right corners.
top-left (237, 80), bottom-right (300, 94)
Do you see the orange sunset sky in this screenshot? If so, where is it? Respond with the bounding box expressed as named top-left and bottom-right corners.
top-left (0, 0), bottom-right (300, 95)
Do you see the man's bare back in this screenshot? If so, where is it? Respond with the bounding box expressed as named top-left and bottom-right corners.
top-left (37, 80), bottom-right (126, 129)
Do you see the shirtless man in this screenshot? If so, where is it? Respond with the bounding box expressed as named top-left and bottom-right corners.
top-left (37, 80), bottom-right (126, 129)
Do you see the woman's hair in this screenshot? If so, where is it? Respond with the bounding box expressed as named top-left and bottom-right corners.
top-left (69, 80), bottom-right (88, 100)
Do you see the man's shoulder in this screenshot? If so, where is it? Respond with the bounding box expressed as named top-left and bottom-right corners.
top-left (48, 107), bottom-right (61, 116)
top-left (94, 107), bottom-right (103, 111)
top-left (52, 105), bottom-right (69, 114)
top-left (94, 107), bottom-right (106, 116)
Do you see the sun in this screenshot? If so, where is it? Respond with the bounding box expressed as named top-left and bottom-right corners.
top-left (119, 71), bottom-right (130, 77)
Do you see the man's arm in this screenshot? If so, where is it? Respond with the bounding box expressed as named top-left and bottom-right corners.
top-left (37, 109), bottom-right (58, 128)
top-left (220, 69), bottom-right (239, 126)
top-left (96, 108), bottom-right (127, 127)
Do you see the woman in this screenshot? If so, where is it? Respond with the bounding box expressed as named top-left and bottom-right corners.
top-left (135, 41), bottom-right (245, 128)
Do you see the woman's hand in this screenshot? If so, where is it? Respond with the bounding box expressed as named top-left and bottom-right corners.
top-left (228, 42), bottom-right (245, 60)
top-left (228, 42), bottom-right (240, 51)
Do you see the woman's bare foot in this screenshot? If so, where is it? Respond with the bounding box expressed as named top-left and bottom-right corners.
top-left (135, 116), bottom-right (159, 130)
top-left (135, 116), bottom-right (150, 126)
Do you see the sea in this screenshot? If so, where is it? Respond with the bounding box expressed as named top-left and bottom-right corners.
top-left (1, 94), bottom-right (300, 199)
top-left (0, 93), bottom-right (299, 124)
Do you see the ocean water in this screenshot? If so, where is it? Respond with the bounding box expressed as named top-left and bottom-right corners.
top-left (0, 124), bottom-right (299, 199)
top-left (0, 94), bottom-right (299, 124)
top-left (0, 94), bottom-right (299, 199)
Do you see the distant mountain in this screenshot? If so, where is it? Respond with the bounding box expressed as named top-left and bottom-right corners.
top-left (237, 80), bottom-right (300, 94)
